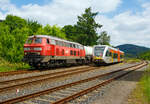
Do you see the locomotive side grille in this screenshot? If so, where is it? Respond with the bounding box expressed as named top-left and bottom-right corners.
top-left (25, 52), bottom-right (41, 58)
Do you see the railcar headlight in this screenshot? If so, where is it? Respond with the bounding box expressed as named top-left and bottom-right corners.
top-left (34, 47), bottom-right (42, 51)
top-left (24, 48), bottom-right (30, 51)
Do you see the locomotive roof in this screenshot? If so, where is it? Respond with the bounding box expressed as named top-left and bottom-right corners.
top-left (94, 45), bottom-right (124, 53)
top-left (29, 35), bottom-right (83, 46)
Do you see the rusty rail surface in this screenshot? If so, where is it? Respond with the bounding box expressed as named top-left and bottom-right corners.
top-left (0, 62), bottom-right (147, 104)
top-left (0, 70), bottom-right (40, 77)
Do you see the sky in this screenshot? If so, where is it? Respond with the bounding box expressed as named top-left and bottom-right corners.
top-left (0, 0), bottom-right (150, 47)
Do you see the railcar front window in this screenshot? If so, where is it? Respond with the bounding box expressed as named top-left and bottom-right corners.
top-left (34, 38), bottom-right (42, 44)
top-left (94, 47), bottom-right (105, 56)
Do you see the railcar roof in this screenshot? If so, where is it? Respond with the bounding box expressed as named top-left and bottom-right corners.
top-left (94, 45), bottom-right (124, 53)
top-left (29, 35), bottom-right (83, 46)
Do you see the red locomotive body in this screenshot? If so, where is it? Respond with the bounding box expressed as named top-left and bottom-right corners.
top-left (23, 35), bottom-right (86, 67)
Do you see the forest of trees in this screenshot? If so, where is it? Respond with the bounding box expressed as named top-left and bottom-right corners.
top-left (0, 7), bottom-right (110, 63)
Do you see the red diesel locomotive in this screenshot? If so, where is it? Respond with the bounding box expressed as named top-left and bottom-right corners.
top-left (23, 35), bottom-right (90, 67)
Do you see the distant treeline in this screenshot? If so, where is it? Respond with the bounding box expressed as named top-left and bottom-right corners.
top-left (0, 7), bottom-right (110, 62)
top-left (138, 50), bottom-right (150, 60)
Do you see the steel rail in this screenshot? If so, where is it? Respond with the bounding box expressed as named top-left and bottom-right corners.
top-left (0, 62), bottom-right (146, 104)
top-left (0, 70), bottom-right (39, 77)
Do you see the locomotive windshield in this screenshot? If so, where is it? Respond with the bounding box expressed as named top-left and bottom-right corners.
top-left (94, 46), bottom-right (105, 56)
top-left (26, 37), bottom-right (42, 44)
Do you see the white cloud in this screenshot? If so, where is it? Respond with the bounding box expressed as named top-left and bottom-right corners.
top-left (91, 0), bottom-right (121, 12)
top-left (0, 0), bottom-right (150, 47)
top-left (0, 0), bottom-right (121, 25)
top-left (97, 3), bottom-right (150, 47)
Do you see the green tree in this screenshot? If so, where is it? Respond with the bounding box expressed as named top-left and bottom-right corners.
top-left (0, 15), bottom-right (30, 62)
top-left (62, 25), bottom-right (77, 41)
top-left (36, 25), bottom-right (67, 39)
top-left (97, 31), bottom-right (110, 45)
top-left (4, 15), bottom-right (27, 32)
top-left (27, 20), bottom-right (42, 35)
top-left (75, 7), bottom-right (102, 45)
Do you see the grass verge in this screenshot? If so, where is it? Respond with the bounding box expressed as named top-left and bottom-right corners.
top-left (0, 57), bottom-right (30, 72)
top-left (124, 58), bottom-right (141, 63)
top-left (128, 64), bottom-right (150, 104)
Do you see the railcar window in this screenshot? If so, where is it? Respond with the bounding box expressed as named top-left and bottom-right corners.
top-left (75, 45), bottom-right (77, 48)
top-left (74, 51), bottom-right (76, 56)
top-left (106, 51), bottom-right (109, 56)
top-left (64, 42), bottom-right (67, 47)
top-left (62, 42), bottom-right (64, 47)
top-left (82, 46), bottom-right (84, 49)
top-left (73, 44), bottom-right (75, 48)
top-left (70, 44), bottom-right (73, 48)
top-left (67, 43), bottom-right (70, 47)
top-left (34, 38), bottom-right (42, 43)
top-left (51, 39), bottom-right (56, 45)
top-left (70, 50), bottom-right (73, 55)
top-left (94, 47), bottom-right (105, 56)
top-left (109, 52), bottom-right (112, 56)
top-left (60, 41), bottom-right (63, 46)
top-left (78, 51), bottom-right (80, 56)
top-left (58, 41), bottom-right (61, 46)
top-left (114, 53), bottom-right (118, 58)
top-left (56, 40), bottom-right (59, 45)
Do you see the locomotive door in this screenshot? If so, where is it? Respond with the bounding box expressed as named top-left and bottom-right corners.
top-left (46, 38), bottom-right (51, 56)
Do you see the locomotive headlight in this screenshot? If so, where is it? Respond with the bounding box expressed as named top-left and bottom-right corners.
top-left (24, 48), bottom-right (30, 51)
top-left (34, 47), bottom-right (42, 51)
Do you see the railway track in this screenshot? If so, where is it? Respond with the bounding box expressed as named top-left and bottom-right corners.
top-left (0, 61), bottom-right (147, 104)
top-left (0, 65), bottom-right (89, 77)
top-left (0, 66), bottom-right (98, 93)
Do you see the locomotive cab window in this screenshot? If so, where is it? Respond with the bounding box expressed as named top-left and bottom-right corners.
top-left (26, 37), bottom-right (42, 44)
top-left (26, 38), bottom-right (33, 44)
top-left (34, 38), bottom-right (42, 44)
